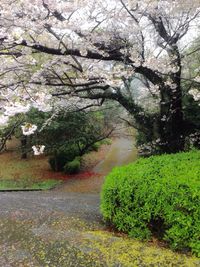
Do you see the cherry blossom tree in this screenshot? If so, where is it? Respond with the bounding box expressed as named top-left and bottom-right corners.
top-left (0, 0), bottom-right (200, 153)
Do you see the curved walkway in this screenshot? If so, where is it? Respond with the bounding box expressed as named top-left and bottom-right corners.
top-left (0, 137), bottom-right (199, 266)
top-left (54, 135), bottom-right (137, 193)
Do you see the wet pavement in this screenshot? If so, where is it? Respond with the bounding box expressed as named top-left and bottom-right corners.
top-left (0, 191), bottom-right (101, 223)
top-left (93, 136), bottom-right (138, 175)
top-left (56, 135), bottom-right (138, 194)
top-left (0, 136), bottom-right (199, 266)
top-left (1, 190), bottom-right (199, 267)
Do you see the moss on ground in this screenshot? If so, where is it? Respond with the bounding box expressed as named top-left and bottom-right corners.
top-left (0, 216), bottom-right (199, 267)
top-left (82, 231), bottom-right (200, 267)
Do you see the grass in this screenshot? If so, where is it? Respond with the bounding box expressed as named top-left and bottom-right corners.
top-left (0, 179), bottom-right (60, 190)
top-left (0, 137), bottom-right (111, 191)
top-left (0, 139), bottom-right (63, 190)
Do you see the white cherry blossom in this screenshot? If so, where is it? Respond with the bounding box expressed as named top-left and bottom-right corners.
top-left (4, 103), bottom-right (31, 117)
top-left (32, 145), bottom-right (45, 155)
top-left (189, 89), bottom-right (200, 103)
top-left (21, 123), bottom-right (37, 136)
top-left (0, 115), bottom-right (9, 127)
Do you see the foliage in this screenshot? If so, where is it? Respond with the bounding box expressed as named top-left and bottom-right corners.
top-left (1, 108), bottom-right (112, 170)
top-left (0, 179), bottom-right (60, 190)
top-left (90, 139), bottom-right (112, 152)
top-left (48, 145), bottom-right (80, 172)
top-left (101, 150), bottom-right (200, 256)
top-left (43, 110), bottom-right (112, 172)
top-left (48, 145), bottom-right (79, 172)
top-left (32, 109), bottom-right (111, 152)
top-left (64, 157), bottom-right (81, 174)
top-left (89, 142), bottom-right (100, 152)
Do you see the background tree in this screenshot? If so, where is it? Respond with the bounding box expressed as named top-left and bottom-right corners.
top-left (181, 36), bottom-right (200, 149)
top-left (0, 108), bottom-right (114, 172)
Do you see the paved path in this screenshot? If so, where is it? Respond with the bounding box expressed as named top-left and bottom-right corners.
top-left (0, 191), bottom-right (101, 222)
top-left (0, 190), bottom-right (106, 266)
top-left (55, 135), bottom-right (138, 194)
top-left (0, 136), bottom-right (137, 266)
top-left (0, 137), bottom-right (198, 266)
top-left (0, 135), bottom-right (136, 222)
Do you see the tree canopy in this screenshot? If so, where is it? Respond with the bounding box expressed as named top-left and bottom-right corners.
top-left (0, 0), bottom-right (200, 153)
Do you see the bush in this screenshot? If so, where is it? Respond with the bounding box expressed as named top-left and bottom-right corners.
top-left (89, 139), bottom-right (112, 152)
top-left (49, 152), bottom-right (67, 172)
top-left (49, 145), bottom-right (79, 172)
top-left (90, 141), bottom-right (102, 152)
top-left (64, 157), bottom-right (81, 174)
top-left (101, 150), bottom-right (200, 256)
top-left (101, 138), bottom-right (112, 145)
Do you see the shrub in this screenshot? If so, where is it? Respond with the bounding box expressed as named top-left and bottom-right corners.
top-left (101, 138), bottom-right (112, 145)
top-left (64, 157), bottom-right (81, 174)
top-left (90, 142), bottom-right (101, 152)
top-left (101, 150), bottom-right (200, 256)
top-left (89, 139), bottom-right (112, 152)
top-left (49, 151), bottom-right (67, 172)
top-left (49, 145), bottom-right (79, 171)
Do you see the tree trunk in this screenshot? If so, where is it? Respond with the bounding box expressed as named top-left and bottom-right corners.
top-left (21, 136), bottom-right (27, 159)
top-left (159, 84), bottom-right (184, 153)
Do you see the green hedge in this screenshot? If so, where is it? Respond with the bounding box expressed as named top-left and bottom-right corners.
top-left (101, 150), bottom-right (200, 256)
